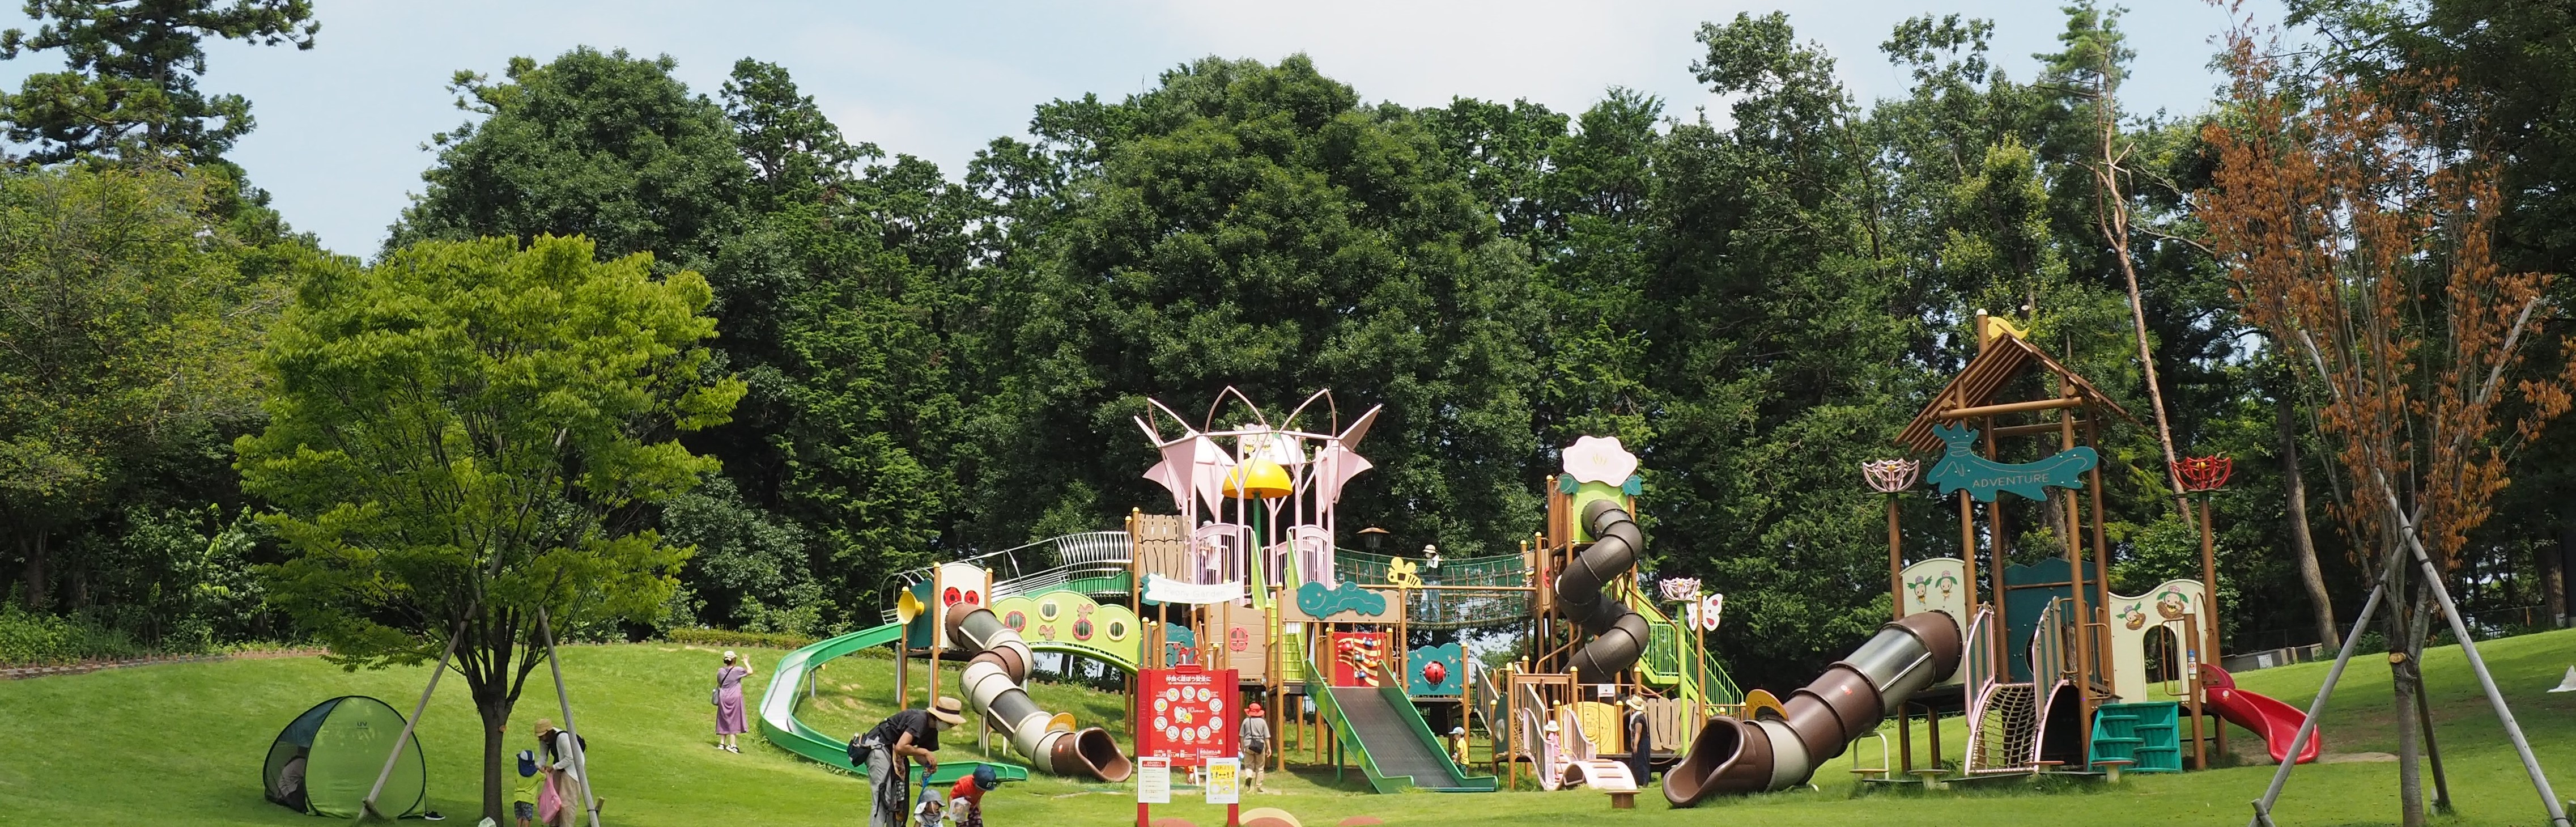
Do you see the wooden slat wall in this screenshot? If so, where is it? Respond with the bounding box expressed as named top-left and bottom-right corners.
top-left (1132, 514), bottom-right (1189, 581)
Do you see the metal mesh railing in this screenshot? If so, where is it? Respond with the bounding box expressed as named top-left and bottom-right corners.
top-left (1332, 548), bottom-right (1532, 629)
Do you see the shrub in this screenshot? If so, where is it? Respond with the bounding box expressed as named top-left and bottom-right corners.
top-left (0, 604), bottom-right (149, 665)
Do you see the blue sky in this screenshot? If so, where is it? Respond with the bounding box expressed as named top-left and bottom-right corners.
top-left (1, 1), bottom-right (2271, 256)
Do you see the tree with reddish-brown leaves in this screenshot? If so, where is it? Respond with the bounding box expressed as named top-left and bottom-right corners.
top-left (2199, 14), bottom-right (2576, 826)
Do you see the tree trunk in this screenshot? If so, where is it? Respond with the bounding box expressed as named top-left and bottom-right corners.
top-left (2384, 562), bottom-right (2425, 827)
top-left (477, 688), bottom-right (511, 824)
top-left (2094, 97), bottom-right (2195, 533)
top-left (19, 533), bottom-right (46, 609)
top-left (2551, 521), bottom-right (2572, 627)
top-left (2277, 395), bottom-right (2336, 648)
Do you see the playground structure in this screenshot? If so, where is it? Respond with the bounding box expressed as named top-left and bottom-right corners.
top-left (1653, 314), bottom-right (2331, 805)
top-left (752, 353), bottom-right (2328, 803)
top-left (757, 389), bottom-right (1743, 794)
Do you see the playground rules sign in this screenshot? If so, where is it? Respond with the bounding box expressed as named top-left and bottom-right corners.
top-left (1139, 664), bottom-right (1239, 767)
top-left (1136, 756), bottom-right (1170, 804)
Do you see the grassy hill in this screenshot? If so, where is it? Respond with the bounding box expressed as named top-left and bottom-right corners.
top-left (1, 629), bottom-right (2571, 826)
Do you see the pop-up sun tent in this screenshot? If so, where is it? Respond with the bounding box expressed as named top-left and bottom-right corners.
top-left (262, 695), bottom-right (427, 818)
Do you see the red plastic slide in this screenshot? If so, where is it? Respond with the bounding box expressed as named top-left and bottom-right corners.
top-left (2199, 664), bottom-right (2321, 764)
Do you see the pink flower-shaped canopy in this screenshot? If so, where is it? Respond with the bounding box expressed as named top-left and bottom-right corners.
top-left (1562, 435), bottom-right (1638, 486)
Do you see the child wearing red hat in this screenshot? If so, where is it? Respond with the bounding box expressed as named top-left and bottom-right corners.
top-left (1240, 702), bottom-right (1271, 794)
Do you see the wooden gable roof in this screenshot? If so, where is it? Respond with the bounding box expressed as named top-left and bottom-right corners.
top-left (1897, 332), bottom-right (2140, 454)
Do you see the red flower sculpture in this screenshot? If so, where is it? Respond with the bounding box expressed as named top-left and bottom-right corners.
top-left (2174, 456), bottom-right (2233, 493)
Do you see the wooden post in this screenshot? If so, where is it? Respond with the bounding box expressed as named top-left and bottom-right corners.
top-left (1925, 701), bottom-right (1942, 776)
top-left (1958, 490), bottom-right (1984, 674)
top-left (1982, 420), bottom-right (2009, 682)
top-left (1984, 415), bottom-right (2009, 566)
top-left (928, 568), bottom-right (943, 709)
top-left (2197, 493), bottom-right (2228, 757)
top-left (2184, 612), bottom-right (2207, 769)
top-left (2057, 380), bottom-right (2097, 746)
top-left (1889, 494), bottom-right (1906, 620)
top-left (1897, 704), bottom-right (1914, 774)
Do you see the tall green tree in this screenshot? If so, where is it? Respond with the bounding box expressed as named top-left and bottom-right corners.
top-left (392, 48), bottom-right (747, 275)
top-left (717, 58), bottom-right (977, 620)
top-left (0, 163), bottom-right (278, 609)
top-left (1631, 12), bottom-right (1924, 685)
top-left (0, 0), bottom-right (317, 164)
top-left (239, 235), bottom-right (742, 821)
top-left (962, 55), bottom-right (1544, 556)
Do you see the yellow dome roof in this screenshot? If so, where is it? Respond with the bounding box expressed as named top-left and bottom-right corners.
top-left (1222, 458), bottom-right (1294, 499)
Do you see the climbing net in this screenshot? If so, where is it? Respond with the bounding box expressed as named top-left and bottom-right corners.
top-left (1967, 682), bottom-right (2038, 774)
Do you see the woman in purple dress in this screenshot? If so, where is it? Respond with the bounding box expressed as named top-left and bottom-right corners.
top-left (715, 650), bottom-right (753, 752)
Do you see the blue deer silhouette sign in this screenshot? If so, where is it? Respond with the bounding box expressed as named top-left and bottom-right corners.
top-left (1926, 422), bottom-right (2097, 502)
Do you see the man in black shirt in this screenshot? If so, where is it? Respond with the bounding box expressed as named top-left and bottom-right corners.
top-left (852, 696), bottom-right (965, 827)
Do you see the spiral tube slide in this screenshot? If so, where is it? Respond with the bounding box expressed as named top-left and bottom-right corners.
top-left (945, 603), bottom-right (1135, 782)
top-left (1560, 500), bottom-right (1655, 683)
top-left (1663, 611), bottom-right (1962, 806)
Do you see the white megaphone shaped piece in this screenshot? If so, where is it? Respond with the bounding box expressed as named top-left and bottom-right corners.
top-left (2552, 665), bottom-right (2576, 693)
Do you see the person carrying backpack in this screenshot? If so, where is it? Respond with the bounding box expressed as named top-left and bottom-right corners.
top-left (1239, 702), bottom-right (1270, 794)
top-left (848, 697), bottom-right (965, 827)
top-left (534, 719), bottom-right (600, 826)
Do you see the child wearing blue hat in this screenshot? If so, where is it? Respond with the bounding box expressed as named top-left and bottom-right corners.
top-left (945, 766), bottom-right (1001, 827)
top-left (512, 750), bottom-right (540, 827)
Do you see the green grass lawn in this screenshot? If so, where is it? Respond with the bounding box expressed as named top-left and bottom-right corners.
top-left (2, 629), bottom-right (2572, 826)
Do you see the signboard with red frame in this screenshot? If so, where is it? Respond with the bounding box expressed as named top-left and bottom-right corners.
top-left (1138, 664), bottom-right (1239, 767)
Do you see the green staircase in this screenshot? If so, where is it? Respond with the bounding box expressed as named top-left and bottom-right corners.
top-left (1621, 583), bottom-right (1742, 707)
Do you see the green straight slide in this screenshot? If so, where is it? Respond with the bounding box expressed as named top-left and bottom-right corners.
top-left (756, 622), bottom-right (1028, 785)
top-left (1310, 654), bottom-right (1497, 793)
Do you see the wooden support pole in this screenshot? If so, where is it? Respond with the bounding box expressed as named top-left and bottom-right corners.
top-left (1889, 495), bottom-right (1905, 620)
top-left (1990, 419), bottom-right (2092, 438)
top-left (2197, 493), bottom-right (2228, 758)
top-left (362, 622), bottom-right (461, 821)
top-left (1935, 396), bottom-right (2086, 420)
top-left (1958, 490), bottom-right (1984, 674)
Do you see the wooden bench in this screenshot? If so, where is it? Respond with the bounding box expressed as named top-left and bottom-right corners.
top-left (1606, 790), bottom-right (1636, 809)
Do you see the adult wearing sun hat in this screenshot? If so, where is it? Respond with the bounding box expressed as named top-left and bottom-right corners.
top-left (1619, 695), bottom-right (1653, 784)
top-left (713, 650), bottom-right (754, 752)
top-left (1239, 702), bottom-right (1271, 793)
top-left (851, 696), bottom-right (965, 827)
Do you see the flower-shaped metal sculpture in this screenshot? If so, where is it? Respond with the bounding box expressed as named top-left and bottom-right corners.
top-left (2175, 455), bottom-right (2233, 493)
top-left (1658, 577), bottom-right (1703, 604)
top-left (1861, 459), bottom-right (1923, 494)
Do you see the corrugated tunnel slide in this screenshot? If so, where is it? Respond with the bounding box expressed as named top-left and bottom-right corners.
top-left (1561, 499), bottom-right (1654, 683)
top-left (946, 603), bottom-right (1134, 781)
top-left (1663, 610), bottom-right (1962, 806)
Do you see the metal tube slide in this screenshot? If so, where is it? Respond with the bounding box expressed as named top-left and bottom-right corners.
top-left (1665, 611), bottom-right (1961, 807)
top-left (946, 604), bottom-right (1135, 781)
top-left (1560, 500), bottom-right (1649, 682)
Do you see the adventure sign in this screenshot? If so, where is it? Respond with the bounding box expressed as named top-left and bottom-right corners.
top-left (1925, 423), bottom-right (2097, 502)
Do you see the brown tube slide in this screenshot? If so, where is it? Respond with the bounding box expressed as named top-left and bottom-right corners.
top-left (1663, 611), bottom-right (1961, 806)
